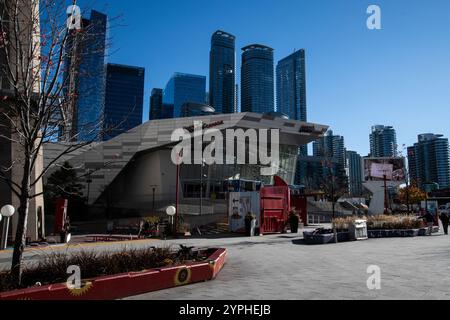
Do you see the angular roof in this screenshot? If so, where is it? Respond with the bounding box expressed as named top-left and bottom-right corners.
top-left (53, 113), bottom-right (328, 204)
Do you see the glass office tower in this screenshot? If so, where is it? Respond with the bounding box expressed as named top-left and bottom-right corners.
top-left (103, 63), bottom-right (145, 141)
top-left (276, 49), bottom-right (307, 122)
top-left (163, 73), bottom-right (206, 118)
top-left (241, 44), bottom-right (275, 114)
top-left (64, 10), bottom-right (107, 142)
top-left (408, 134), bottom-right (450, 190)
top-left (209, 30), bottom-right (236, 114)
top-left (149, 88), bottom-right (163, 120)
top-left (276, 50), bottom-right (308, 184)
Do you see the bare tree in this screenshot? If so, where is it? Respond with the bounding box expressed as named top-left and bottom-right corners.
top-left (0, 0), bottom-right (113, 286)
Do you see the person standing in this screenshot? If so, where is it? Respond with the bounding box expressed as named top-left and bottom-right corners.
top-left (424, 211), bottom-right (435, 236)
top-left (440, 211), bottom-right (449, 235)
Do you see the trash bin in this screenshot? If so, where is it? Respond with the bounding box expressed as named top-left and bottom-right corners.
top-left (349, 220), bottom-right (368, 241)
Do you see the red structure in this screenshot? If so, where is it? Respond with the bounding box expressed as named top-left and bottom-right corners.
top-left (290, 192), bottom-right (308, 227)
top-left (0, 248), bottom-right (227, 301)
top-left (53, 198), bottom-right (68, 235)
top-left (259, 176), bottom-right (308, 234)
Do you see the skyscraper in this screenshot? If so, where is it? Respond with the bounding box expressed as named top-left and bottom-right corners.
top-left (235, 84), bottom-right (239, 113)
top-left (150, 88), bottom-right (163, 120)
top-left (346, 150), bottom-right (363, 196)
top-left (209, 30), bottom-right (236, 114)
top-left (370, 125), bottom-right (398, 158)
top-left (276, 49), bottom-right (307, 122)
top-left (408, 134), bottom-right (450, 190)
top-left (64, 10), bottom-right (107, 142)
top-left (277, 49), bottom-right (308, 185)
top-left (163, 73), bottom-right (206, 118)
top-left (310, 130), bottom-right (348, 193)
top-left (103, 63), bottom-right (145, 141)
top-left (313, 130), bottom-right (346, 167)
top-left (241, 44), bottom-right (275, 114)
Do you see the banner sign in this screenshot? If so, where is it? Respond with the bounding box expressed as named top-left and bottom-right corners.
top-left (370, 163), bottom-right (394, 180)
top-left (364, 158), bottom-right (406, 182)
top-left (228, 192), bottom-right (260, 233)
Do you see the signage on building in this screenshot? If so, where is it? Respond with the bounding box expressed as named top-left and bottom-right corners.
top-left (183, 121), bottom-right (224, 133)
top-left (370, 163), bottom-right (394, 180)
top-left (364, 158), bottom-right (406, 182)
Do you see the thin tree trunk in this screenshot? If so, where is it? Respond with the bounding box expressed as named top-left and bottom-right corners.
top-left (11, 157), bottom-right (31, 286)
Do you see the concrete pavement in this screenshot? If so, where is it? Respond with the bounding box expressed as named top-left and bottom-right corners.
top-left (1, 226), bottom-right (450, 300)
top-left (124, 232), bottom-right (450, 300)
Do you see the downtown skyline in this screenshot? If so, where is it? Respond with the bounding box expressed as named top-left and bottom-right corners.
top-left (73, 0), bottom-right (450, 157)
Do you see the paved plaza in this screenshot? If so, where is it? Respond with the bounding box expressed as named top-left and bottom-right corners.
top-left (1, 226), bottom-right (450, 300)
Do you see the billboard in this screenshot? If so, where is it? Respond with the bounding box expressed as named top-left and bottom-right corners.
top-left (364, 158), bottom-right (406, 182)
top-left (228, 192), bottom-right (261, 233)
top-left (370, 162), bottom-right (394, 180)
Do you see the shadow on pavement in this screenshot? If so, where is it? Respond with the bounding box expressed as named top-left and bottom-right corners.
top-left (187, 233), bottom-right (244, 240)
top-left (277, 235), bottom-right (299, 239)
top-left (291, 239), bottom-right (309, 245)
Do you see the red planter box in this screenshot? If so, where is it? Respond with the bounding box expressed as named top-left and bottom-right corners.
top-left (0, 248), bottom-right (227, 300)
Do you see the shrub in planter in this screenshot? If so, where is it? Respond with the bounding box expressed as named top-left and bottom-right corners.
top-left (367, 215), bottom-right (425, 231)
top-left (332, 217), bottom-right (356, 231)
top-left (0, 246), bottom-right (207, 294)
top-left (333, 215), bottom-right (426, 239)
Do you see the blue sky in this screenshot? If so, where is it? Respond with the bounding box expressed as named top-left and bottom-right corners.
top-left (77, 0), bottom-right (450, 156)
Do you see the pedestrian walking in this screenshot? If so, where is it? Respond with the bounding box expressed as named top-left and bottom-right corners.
top-left (440, 211), bottom-right (449, 235)
top-left (423, 211), bottom-right (435, 236)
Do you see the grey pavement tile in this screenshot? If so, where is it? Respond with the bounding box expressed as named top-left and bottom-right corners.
top-left (2, 232), bottom-right (450, 300)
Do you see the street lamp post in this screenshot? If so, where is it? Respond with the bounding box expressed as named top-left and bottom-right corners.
top-left (166, 206), bottom-right (176, 236)
top-left (330, 165), bottom-right (338, 244)
top-left (152, 187), bottom-right (156, 211)
top-left (86, 170), bottom-right (93, 217)
top-left (324, 159), bottom-right (338, 244)
top-left (405, 170), bottom-right (411, 215)
top-left (175, 150), bottom-right (183, 234)
top-left (200, 159), bottom-right (207, 216)
top-left (86, 169), bottom-right (93, 202)
top-left (1, 205), bottom-right (15, 250)
top-left (200, 160), bottom-right (203, 216)
top-left (149, 185), bottom-right (158, 211)
top-left (400, 145), bottom-right (411, 214)
top-left (383, 174), bottom-right (389, 214)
